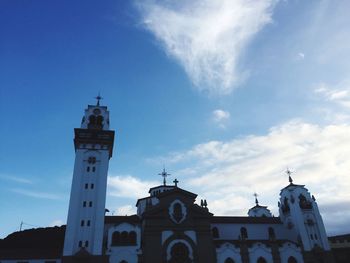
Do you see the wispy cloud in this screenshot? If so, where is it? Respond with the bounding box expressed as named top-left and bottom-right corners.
top-left (314, 80), bottom-right (350, 108)
top-left (135, 0), bottom-right (276, 95)
top-left (212, 109), bottom-right (230, 128)
top-left (108, 175), bottom-right (157, 199)
top-left (11, 188), bottom-right (62, 200)
top-left (50, 219), bottom-right (64, 227)
top-left (297, 52), bottom-right (305, 60)
top-left (150, 120), bottom-right (350, 234)
top-left (116, 205), bottom-right (136, 216)
top-left (0, 174), bottom-right (33, 184)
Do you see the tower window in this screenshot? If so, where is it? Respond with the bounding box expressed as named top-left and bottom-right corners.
top-left (92, 167), bottom-right (96, 172)
top-left (78, 241), bottom-right (82, 247)
top-left (81, 220), bottom-right (84, 226)
top-left (89, 201), bottom-right (93, 207)
top-left (85, 241), bottom-right (89, 247)
top-left (268, 227), bottom-right (276, 239)
top-left (85, 183), bottom-right (88, 189)
top-left (88, 156), bottom-right (96, 164)
top-left (240, 227), bottom-right (248, 239)
top-left (87, 220), bottom-right (91, 226)
top-left (87, 166), bottom-right (90, 172)
top-left (83, 201), bottom-right (86, 207)
top-left (212, 227), bottom-right (219, 238)
top-left (311, 234), bottom-right (314, 240)
top-left (91, 184), bottom-right (94, 189)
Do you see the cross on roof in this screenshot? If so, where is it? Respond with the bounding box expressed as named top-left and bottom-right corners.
top-left (159, 168), bottom-right (171, 186)
top-left (286, 167), bottom-right (293, 183)
top-left (254, 192), bottom-right (259, 205)
top-left (173, 178), bottom-right (179, 187)
top-left (95, 93), bottom-right (103, 106)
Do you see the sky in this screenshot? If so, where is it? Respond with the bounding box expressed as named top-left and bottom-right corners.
top-left (1, 0), bottom-right (350, 238)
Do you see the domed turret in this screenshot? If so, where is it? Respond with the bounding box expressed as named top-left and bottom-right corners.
top-left (248, 193), bottom-right (272, 217)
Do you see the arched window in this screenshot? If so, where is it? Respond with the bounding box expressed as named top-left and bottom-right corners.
top-left (173, 203), bottom-right (183, 223)
top-left (78, 241), bottom-right (82, 247)
top-left (212, 227), bottom-right (219, 238)
top-left (120, 261), bottom-right (128, 263)
top-left (288, 256), bottom-right (298, 263)
top-left (257, 257), bottom-right (267, 263)
top-left (299, 194), bottom-right (312, 209)
top-left (129, 231), bottom-right (137, 245)
top-left (88, 115), bottom-right (96, 129)
top-left (225, 258), bottom-right (235, 263)
top-left (96, 115), bottom-right (104, 129)
top-left (112, 231), bottom-right (120, 246)
top-left (268, 227), bottom-right (275, 239)
top-left (240, 227), bottom-right (248, 239)
top-left (121, 231), bottom-right (128, 245)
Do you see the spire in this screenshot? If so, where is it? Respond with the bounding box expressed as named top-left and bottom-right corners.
top-left (95, 93), bottom-right (103, 106)
top-left (286, 168), bottom-right (293, 183)
top-left (254, 192), bottom-right (259, 206)
top-left (158, 167), bottom-right (171, 186)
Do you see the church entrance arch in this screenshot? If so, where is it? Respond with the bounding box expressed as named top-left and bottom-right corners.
top-left (169, 242), bottom-right (192, 263)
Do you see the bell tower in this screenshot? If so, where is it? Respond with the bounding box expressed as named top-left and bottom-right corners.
top-left (63, 97), bottom-right (115, 257)
top-left (278, 170), bottom-right (334, 262)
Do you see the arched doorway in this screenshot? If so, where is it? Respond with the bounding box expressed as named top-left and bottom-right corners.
top-left (225, 258), bottom-right (235, 263)
top-left (288, 256), bottom-right (298, 263)
top-left (257, 257), bottom-right (267, 263)
top-left (169, 242), bottom-right (192, 263)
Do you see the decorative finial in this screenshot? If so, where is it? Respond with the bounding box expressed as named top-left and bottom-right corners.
top-left (203, 199), bottom-right (208, 208)
top-left (158, 167), bottom-right (171, 186)
top-left (95, 93), bottom-right (103, 106)
top-left (173, 178), bottom-right (179, 187)
top-left (286, 167), bottom-right (293, 183)
top-left (254, 192), bottom-right (259, 205)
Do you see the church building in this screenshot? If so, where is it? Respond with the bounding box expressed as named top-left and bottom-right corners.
top-left (0, 101), bottom-right (338, 263)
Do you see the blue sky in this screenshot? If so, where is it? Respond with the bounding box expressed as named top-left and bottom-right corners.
top-left (1, 0), bottom-right (350, 238)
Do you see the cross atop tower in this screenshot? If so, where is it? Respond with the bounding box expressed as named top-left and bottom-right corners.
top-left (173, 178), bottom-right (179, 187)
top-left (254, 192), bottom-right (259, 205)
top-left (159, 168), bottom-right (171, 186)
top-left (95, 93), bottom-right (103, 106)
top-left (286, 167), bottom-right (293, 183)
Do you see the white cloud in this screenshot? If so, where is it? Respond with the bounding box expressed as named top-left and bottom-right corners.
top-left (116, 205), bottom-right (136, 216)
top-left (136, 0), bottom-right (276, 94)
top-left (212, 109), bottom-right (230, 128)
top-left (212, 109), bottom-right (230, 122)
top-left (314, 80), bottom-right (350, 108)
top-left (153, 120), bottom-right (350, 234)
top-left (108, 175), bottom-right (158, 199)
top-left (297, 52), bottom-right (305, 60)
top-left (50, 219), bottom-right (64, 227)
